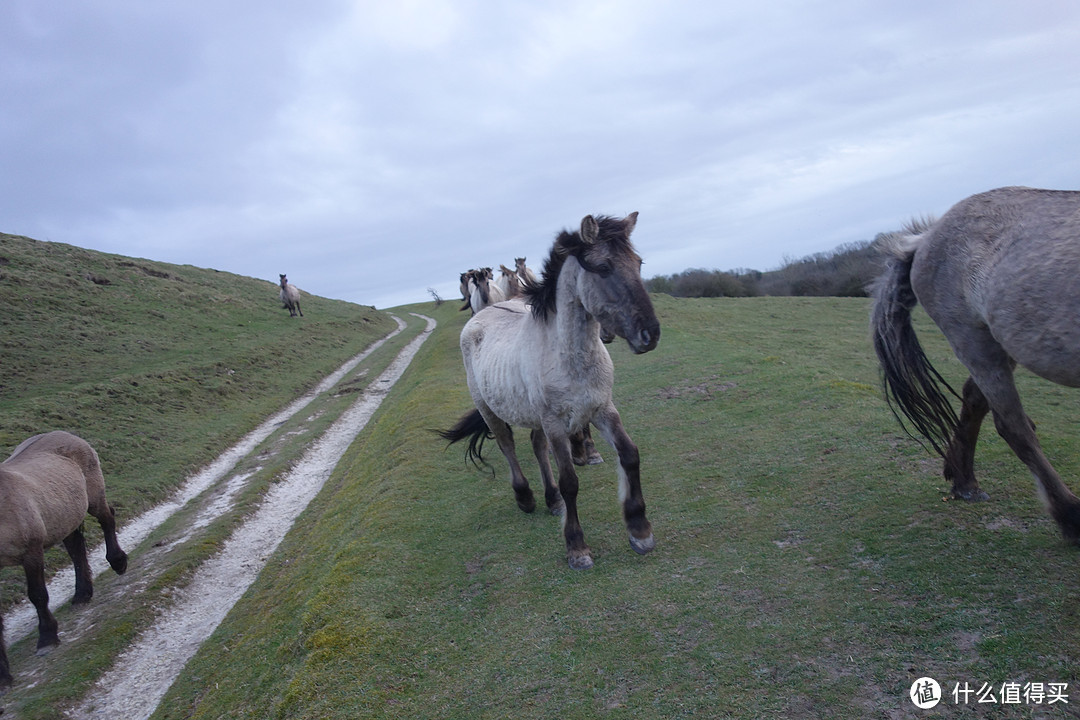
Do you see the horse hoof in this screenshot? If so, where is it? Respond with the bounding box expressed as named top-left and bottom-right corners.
top-left (586, 452), bottom-right (604, 465)
top-left (548, 500), bottom-right (566, 517)
top-left (953, 489), bottom-right (990, 502)
top-left (567, 552), bottom-right (594, 570)
top-left (516, 498), bottom-right (536, 513)
top-left (110, 552), bottom-right (129, 575)
top-left (629, 533), bottom-right (656, 555)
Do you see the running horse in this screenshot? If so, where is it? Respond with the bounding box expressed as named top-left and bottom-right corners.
top-left (872, 187), bottom-right (1080, 542)
top-left (439, 213), bottom-right (660, 569)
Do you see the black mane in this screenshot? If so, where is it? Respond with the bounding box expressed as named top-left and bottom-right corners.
top-left (523, 215), bottom-right (635, 321)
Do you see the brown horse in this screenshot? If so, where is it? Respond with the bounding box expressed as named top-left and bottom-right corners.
top-left (0, 431), bottom-right (128, 689)
top-left (872, 187), bottom-right (1080, 542)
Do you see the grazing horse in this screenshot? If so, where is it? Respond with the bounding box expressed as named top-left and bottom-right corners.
top-left (279, 274), bottom-right (303, 317)
top-left (0, 431), bottom-right (128, 688)
top-left (439, 213), bottom-right (660, 569)
top-left (872, 186), bottom-right (1080, 542)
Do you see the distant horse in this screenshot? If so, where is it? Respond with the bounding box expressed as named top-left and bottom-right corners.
top-left (872, 186), bottom-right (1080, 542)
top-left (279, 274), bottom-right (303, 317)
top-left (468, 268), bottom-right (505, 315)
top-left (495, 265), bottom-right (522, 300)
top-left (515, 257), bottom-right (539, 289)
top-left (0, 431), bottom-right (128, 688)
top-left (439, 213), bottom-right (660, 569)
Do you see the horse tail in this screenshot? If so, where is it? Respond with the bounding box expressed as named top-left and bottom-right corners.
top-left (870, 223), bottom-right (959, 458)
top-left (436, 408), bottom-right (493, 468)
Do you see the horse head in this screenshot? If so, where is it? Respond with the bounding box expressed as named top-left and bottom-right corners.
top-left (574, 213), bottom-right (660, 354)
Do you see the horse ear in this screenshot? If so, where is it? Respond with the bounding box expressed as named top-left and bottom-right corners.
top-left (625, 211), bottom-right (638, 233)
top-left (581, 215), bottom-right (599, 244)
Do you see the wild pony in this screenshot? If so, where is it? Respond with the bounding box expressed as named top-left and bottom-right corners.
top-left (0, 431), bottom-right (128, 688)
top-left (439, 213), bottom-right (660, 569)
top-left (872, 186), bottom-right (1080, 543)
top-left (467, 267), bottom-right (506, 315)
top-left (279, 274), bottom-right (303, 317)
top-left (515, 257), bottom-right (539, 289)
top-left (495, 264), bottom-right (522, 300)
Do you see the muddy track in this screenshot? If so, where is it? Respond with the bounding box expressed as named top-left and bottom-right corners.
top-left (1, 312), bottom-right (435, 719)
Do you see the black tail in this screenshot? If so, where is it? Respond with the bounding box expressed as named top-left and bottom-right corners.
top-left (436, 409), bottom-right (493, 468)
top-left (870, 240), bottom-right (959, 458)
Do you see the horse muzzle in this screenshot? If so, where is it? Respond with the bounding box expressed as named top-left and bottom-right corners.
top-left (627, 323), bottom-right (660, 354)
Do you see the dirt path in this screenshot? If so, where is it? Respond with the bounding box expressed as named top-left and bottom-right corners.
top-left (44, 312), bottom-right (435, 720)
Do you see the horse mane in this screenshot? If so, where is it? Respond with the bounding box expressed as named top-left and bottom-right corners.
top-left (523, 215), bottom-right (635, 322)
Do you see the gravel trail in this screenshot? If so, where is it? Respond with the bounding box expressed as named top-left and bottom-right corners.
top-left (59, 312), bottom-right (435, 720)
top-left (4, 315), bottom-right (412, 648)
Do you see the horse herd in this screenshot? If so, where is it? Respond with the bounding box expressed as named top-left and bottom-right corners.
top-left (457, 257), bottom-right (539, 315)
top-left (3, 186), bottom-right (1080, 688)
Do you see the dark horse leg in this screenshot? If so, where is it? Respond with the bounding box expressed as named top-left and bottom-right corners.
top-left (23, 546), bottom-right (59, 652)
top-left (594, 406), bottom-right (655, 556)
top-left (544, 424), bottom-right (593, 570)
top-left (944, 377), bottom-right (992, 502)
top-left (93, 505), bottom-right (128, 576)
top-left (482, 411), bottom-right (536, 514)
top-left (63, 527), bottom-right (95, 604)
top-left (530, 430), bottom-right (565, 516)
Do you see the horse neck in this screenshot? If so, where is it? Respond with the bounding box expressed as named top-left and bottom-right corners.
top-left (552, 259), bottom-right (604, 369)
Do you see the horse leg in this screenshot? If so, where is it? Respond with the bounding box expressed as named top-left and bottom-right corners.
top-left (570, 426), bottom-right (604, 466)
top-left (990, 400), bottom-right (1080, 541)
top-left (593, 405), bottom-right (655, 555)
top-left (960, 346), bottom-right (1080, 541)
top-left (22, 547), bottom-right (59, 652)
top-left (90, 504), bottom-right (128, 575)
top-left (944, 377), bottom-right (991, 501)
top-left (545, 424), bottom-right (592, 569)
top-left (483, 414), bottom-right (536, 513)
top-left (530, 429), bottom-right (565, 515)
top-left (63, 527), bottom-right (94, 604)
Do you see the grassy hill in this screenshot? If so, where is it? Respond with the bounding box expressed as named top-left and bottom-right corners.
top-left (154, 296), bottom-right (1080, 719)
top-left (3, 235), bottom-right (1079, 718)
top-left (0, 233), bottom-right (396, 605)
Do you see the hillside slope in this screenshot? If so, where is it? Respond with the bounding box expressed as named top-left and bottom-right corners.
top-left (0, 233), bottom-right (396, 600)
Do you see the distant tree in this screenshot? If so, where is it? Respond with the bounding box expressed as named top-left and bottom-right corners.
top-left (646, 239), bottom-right (885, 299)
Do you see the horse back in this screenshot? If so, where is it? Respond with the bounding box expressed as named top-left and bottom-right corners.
top-left (0, 458), bottom-right (90, 564)
top-left (911, 187), bottom-right (1080, 385)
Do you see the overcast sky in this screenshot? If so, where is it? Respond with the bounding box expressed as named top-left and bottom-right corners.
top-left (3, 1), bottom-right (1079, 308)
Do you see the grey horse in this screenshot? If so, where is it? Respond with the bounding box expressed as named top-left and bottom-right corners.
top-left (872, 186), bottom-right (1080, 542)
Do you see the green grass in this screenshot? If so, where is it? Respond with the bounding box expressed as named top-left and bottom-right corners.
top-left (0, 233), bottom-right (399, 713)
top-left (151, 295), bottom-right (1080, 719)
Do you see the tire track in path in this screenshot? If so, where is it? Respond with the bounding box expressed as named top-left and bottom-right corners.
top-left (67, 313), bottom-right (435, 720)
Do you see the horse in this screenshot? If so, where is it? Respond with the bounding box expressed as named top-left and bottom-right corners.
top-left (279, 274), bottom-right (303, 317)
top-left (871, 186), bottom-right (1080, 543)
top-left (495, 264), bottom-right (522, 300)
top-left (0, 431), bottom-right (128, 688)
top-left (468, 267), bottom-right (506, 315)
top-left (439, 212), bottom-right (660, 569)
top-left (515, 257), bottom-right (539, 289)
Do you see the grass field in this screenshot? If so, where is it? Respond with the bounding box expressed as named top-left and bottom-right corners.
top-left (147, 295), bottom-right (1080, 719)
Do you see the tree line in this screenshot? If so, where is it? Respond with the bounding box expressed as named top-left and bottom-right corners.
top-left (645, 237), bottom-right (887, 298)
